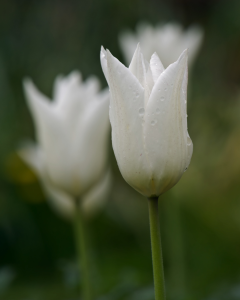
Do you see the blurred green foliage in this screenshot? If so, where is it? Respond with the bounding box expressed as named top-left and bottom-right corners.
top-left (1, 0), bottom-right (240, 299)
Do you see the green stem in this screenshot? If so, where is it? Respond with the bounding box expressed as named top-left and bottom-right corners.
top-left (73, 199), bottom-right (91, 300)
top-left (148, 197), bottom-right (166, 300)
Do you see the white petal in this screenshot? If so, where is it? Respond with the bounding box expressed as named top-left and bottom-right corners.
top-left (129, 44), bottom-right (146, 88)
top-left (69, 89), bottom-right (110, 196)
top-left (23, 78), bottom-right (76, 195)
top-left (100, 46), bottom-right (109, 83)
top-left (145, 66), bottom-right (154, 99)
top-left (84, 76), bottom-right (100, 96)
top-left (18, 142), bottom-right (44, 176)
top-left (19, 142), bottom-right (76, 219)
top-left (53, 71), bottom-right (82, 104)
top-left (23, 78), bottom-right (61, 150)
top-left (106, 50), bottom-right (152, 196)
top-left (150, 52), bottom-right (165, 83)
top-left (81, 168), bottom-right (111, 217)
top-left (53, 71), bottom-right (86, 121)
top-left (43, 183), bottom-right (75, 219)
top-left (144, 49), bottom-right (191, 196)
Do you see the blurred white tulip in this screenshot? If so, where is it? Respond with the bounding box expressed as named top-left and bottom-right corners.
top-left (19, 71), bottom-right (111, 218)
top-left (100, 44), bottom-right (192, 198)
top-left (119, 22), bottom-right (203, 68)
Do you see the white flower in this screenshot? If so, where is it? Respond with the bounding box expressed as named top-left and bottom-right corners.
top-left (119, 22), bottom-right (203, 68)
top-left (19, 71), bottom-right (111, 218)
top-left (100, 44), bottom-right (193, 198)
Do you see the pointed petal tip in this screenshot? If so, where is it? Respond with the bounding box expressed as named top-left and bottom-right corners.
top-left (176, 49), bottom-right (188, 68)
top-left (22, 77), bottom-right (35, 95)
top-left (100, 45), bottom-right (106, 54)
top-left (106, 49), bottom-right (113, 60)
top-left (151, 52), bottom-right (160, 60)
top-left (135, 42), bottom-right (141, 52)
top-left (178, 49), bottom-right (188, 61)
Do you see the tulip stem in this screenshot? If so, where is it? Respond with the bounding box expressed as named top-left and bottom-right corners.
top-left (73, 200), bottom-right (91, 300)
top-left (148, 196), bottom-right (166, 300)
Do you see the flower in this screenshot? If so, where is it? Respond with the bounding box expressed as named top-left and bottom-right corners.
top-left (119, 22), bottom-right (203, 68)
top-left (100, 44), bottom-right (193, 198)
top-left (19, 71), bottom-right (111, 218)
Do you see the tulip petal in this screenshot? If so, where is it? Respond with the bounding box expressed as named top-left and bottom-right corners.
top-left (23, 78), bottom-right (78, 194)
top-left (67, 88), bottom-right (110, 196)
top-left (144, 49), bottom-right (191, 196)
top-left (43, 183), bottom-right (75, 219)
top-left (100, 46), bottom-right (109, 83)
top-left (18, 142), bottom-right (44, 176)
top-left (129, 44), bottom-right (146, 88)
top-left (23, 78), bottom-right (61, 149)
top-left (106, 50), bottom-right (152, 195)
top-left (53, 71), bottom-right (82, 104)
top-left (150, 52), bottom-right (165, 83)
top-left (81, 168), bottom-right (111, 217)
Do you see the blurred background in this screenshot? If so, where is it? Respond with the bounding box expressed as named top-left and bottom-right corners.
top-left (1, 0), bottom-right (240, 299)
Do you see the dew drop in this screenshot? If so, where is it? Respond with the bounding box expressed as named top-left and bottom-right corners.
top-left (161, 96), bottom-right (164, 101)
top-left (151, 120), bottom-right (157, 126)
top-left (164, 88), bottom-right (167, 92)
top-left (184, 167), bottom-right (188, 172)
top-left (156, 108), bottom-right (160, 114)
top-left (139, 107), bottom-right (145, 117)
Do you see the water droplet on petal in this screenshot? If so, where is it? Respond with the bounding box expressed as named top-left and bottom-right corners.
top-left (161, 96), bottom-right (164, 101)
top-left (156, 108), bottom-right (160, 114)
top-left (151, 120), bottom-right (157, 126)
top-left (184, 167), bottom-right (188, 172)
top-left (164, 88), bottom-right (167, 92)
top-left (139, 107), bottom-right (145, 117)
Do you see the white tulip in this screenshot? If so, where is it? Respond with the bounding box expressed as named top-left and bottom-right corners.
top-left (119, 22), bottom-right (203, 68)
top-left (100, 45), bottom-right (193, 198)
top-left (19, 71), bottom-right (111, 218)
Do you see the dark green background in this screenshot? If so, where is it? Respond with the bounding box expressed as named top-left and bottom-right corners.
top-left (1, 0), bottom-right (240, 299)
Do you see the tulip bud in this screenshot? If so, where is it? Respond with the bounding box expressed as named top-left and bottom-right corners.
top-left (19, 71), bottom-right (111, 218)
top-left (100, 45), bottom-right (192, 198)
top-left (119, 22), bottom-right (203, 68)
